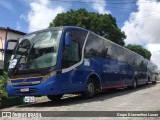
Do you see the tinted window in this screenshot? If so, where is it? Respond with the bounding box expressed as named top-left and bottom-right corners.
top-left (84, 33), bottom-right (104, 57)
top-left (139, 59), bottom-right (147, 71)
top-left (134, 55), bottom-right (146, 71)
top-left (85, 32), bottom-right (118, 60)
top-left (62, 29), bottom-right (87, 68)
top-left (62, 41), bottom-right (80, 67)
top-left (117, 47), bottom-right (127, 62)
top-left (127, 51), bottom-right (135, 65)
top-left (103, 41), bottom-right (117, 60)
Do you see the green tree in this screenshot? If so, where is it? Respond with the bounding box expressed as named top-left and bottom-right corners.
top-left (49, 9), bottom-right (126, 46)
top-left (126, 44), bottom-right (152, 60)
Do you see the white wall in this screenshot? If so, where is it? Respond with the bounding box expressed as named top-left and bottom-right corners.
top-left (0, 52), bottom-right (4, 69)
top-left (7, 31), bottom-right (23, 40)
top-left (0, 30), bottom-right (6, 50)
top-left (0, 30), bottom-right (24, 69)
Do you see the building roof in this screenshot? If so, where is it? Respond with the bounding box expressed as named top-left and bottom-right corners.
top-left (0, 27), bottom-right (26, 35)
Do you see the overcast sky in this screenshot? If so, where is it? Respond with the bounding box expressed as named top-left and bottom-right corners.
top-left (0, 0), bottom-right (160, 69)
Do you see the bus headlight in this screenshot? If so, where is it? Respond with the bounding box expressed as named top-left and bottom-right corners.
top-left (41, 71), bottom-right (57, 83)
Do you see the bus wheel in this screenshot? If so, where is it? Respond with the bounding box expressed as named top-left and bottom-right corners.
top-left (152, 81), bottom-right (157, 84)
top-left (132, 79), bottom-right (137, 89)
top-left (146, 77), bottom-right (149, 85)
top-left (47, 94), bottom-right (63, 102)
top-left (82, 79), bottom-right (96, 98)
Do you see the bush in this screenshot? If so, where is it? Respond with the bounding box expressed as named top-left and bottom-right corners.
top-left (0, 72), bottom-right (24, 109)
top-left (0, 72), bottom-right (8, 98)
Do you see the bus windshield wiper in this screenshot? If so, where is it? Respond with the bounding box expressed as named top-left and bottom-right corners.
top-left (26, 43), bottom-right (41, 73)
top-left (10, 39), bottom-right (31, 76)
top-left (11, 48), bottom-right (30, 76)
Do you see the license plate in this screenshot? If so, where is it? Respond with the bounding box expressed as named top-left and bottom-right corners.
top-left (20, 88), bottom-right (29, 92)
top-left (23, 96), bottom-right (35, 103)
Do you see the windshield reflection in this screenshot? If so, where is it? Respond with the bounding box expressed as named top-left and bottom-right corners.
top-left (11, 30), bottom-right (62, 71)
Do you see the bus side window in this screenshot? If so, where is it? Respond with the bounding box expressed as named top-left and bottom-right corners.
top-left (84, 33), bottom-right (105, 58)
top-left (117, 47), bottom-right (126, 62)
top-left (103, 41), bottom-right (117, 60)
top-left (62, 29), bottom-right (87, 69)
top-left (62, 40), bottom-right (80, 68)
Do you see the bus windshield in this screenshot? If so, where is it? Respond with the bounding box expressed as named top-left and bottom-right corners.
top-left (10, 30), bottom-right (62, 71)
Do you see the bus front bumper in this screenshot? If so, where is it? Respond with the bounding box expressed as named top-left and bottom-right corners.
top-left (6, 77), bottom-right (62, 97)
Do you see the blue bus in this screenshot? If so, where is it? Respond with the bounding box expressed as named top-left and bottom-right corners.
top-left (6, 26), bottom-right (148, 100)
top-left (145, 59), bottom-right (158, 83)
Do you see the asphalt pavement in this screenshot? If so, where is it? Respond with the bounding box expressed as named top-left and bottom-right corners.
top-left (1, 81), bottom-right (160, 120)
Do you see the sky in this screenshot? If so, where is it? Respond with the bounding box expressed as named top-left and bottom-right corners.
top-left (0, 0), bottom-right (160, 69)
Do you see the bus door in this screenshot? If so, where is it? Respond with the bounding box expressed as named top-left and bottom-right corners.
top-left (61, 29), bottom-right (88, 92)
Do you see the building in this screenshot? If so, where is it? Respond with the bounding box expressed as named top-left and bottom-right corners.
top-left (0, 27), bottom-right (25, 74)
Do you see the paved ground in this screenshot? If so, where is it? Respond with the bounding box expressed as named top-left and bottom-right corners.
top-left (1, 81), bottom-right (160, 120)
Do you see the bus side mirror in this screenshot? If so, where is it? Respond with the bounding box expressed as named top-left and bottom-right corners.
top-left (65, 32), bottom-right (71, 46)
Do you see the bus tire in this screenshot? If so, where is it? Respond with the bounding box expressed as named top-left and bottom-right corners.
top-left (146, 76), bottom-right (150, 84)
top-left (47, 94), bottom-right (63, 102)
top-left (132, 78), bottom-right (137, 89)
top-left (152, 81), bottom-right (157, 84)
top-left (82, 79), bottom-right (96, 98)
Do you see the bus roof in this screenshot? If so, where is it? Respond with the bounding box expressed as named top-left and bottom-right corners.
top-left (25, 26), bottom-right (144, 59)
top-left (26, 26), bottom-right (88, 35)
